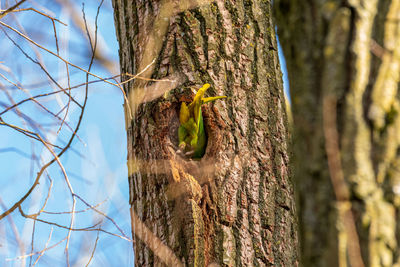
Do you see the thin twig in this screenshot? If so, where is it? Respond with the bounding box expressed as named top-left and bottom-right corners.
top-left (0, 120), bottom-right (62, 150)
top-left (0, 21), bottom-right (121, 89)
top-left (322, 95), bottom-right (365, 267)
top-left (73, 194), bottom-right (130, 240)
top-left (4, 7), bottom-right (67, 25)
top-left (7, 236), bottom-right (67, 261)
top-left (85, 221), bottom-right (102, 267)
top-left (0, 197), bottom-right (26, 266)
top-left (0, 0), bottom-right (27, 19)
top-left (32, 228), bottom-right (53, 266)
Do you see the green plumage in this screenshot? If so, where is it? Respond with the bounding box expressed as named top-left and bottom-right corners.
top-left (178, 84), bottom-right (226, 158)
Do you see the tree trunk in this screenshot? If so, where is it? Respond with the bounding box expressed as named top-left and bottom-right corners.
top-left (113, 0), bottom-right (298, 266)
top-left (275, 1), bottom-right (400, 266)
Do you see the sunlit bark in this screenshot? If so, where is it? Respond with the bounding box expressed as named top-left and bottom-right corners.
top-left (113, 0), bottom-right (298, 266)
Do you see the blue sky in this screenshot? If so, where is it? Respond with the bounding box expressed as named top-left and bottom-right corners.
top-left (0, 1), bottom-right (289, 265)
top-left (0, 1), bottom-right (133, 265)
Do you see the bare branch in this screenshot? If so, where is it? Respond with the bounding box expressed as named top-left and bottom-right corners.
top-left (0, 0), bottom-right (28, 19)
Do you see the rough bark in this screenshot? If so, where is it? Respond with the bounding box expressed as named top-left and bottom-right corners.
top-left (275, 1), bottom-right (400, 266)
top-left (113, 0), bottom-right (298, 266)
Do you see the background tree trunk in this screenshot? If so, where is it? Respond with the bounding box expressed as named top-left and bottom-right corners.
top-left (275, 1), bottom-right (400, 266)
top-left (112, 0), bottom-right (298, 266)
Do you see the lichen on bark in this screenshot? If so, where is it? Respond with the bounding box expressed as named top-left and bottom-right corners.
top-left (275, 0), bottom-right (400, 266)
